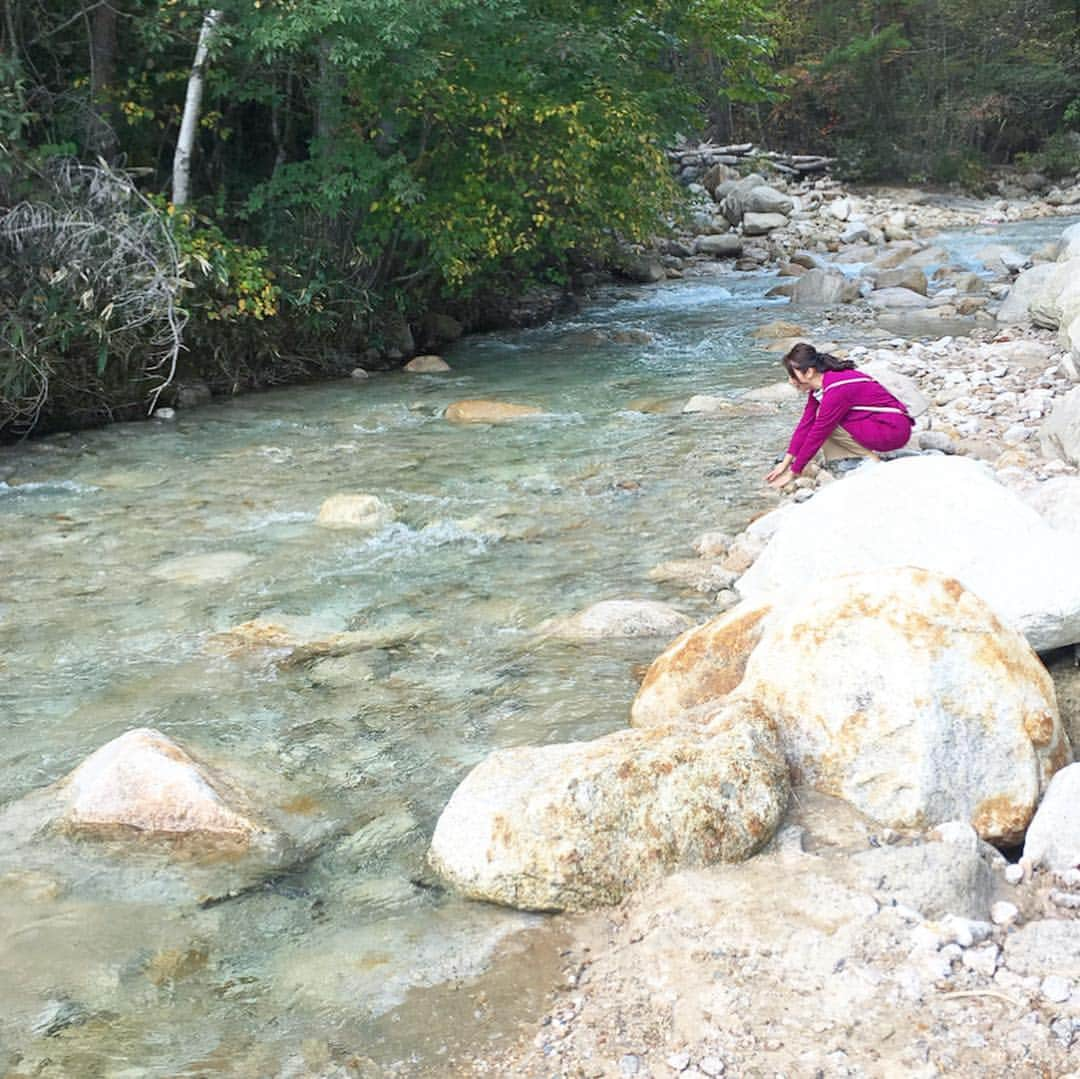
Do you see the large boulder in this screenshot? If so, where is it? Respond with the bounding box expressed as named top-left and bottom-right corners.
top-left (719, 173), bottom-right (768, 225)
top-left (1061, 221), bottom-right (1080, 260)
top-left (789, 268), bottom-right (860, 306)
top-left (57, 729), bottom-right (269, 845)
top-left (1028, 258), bottom-right (1080, 329)
top-left (428, 708), bottom-right (790, 911)
top-left (742, 212), bottom-right (789, 236)
top-left (736, 455), bottom-right (1080, 652)
top-left (996, 263), bottom-right (1059, 324)
top-left (541, 599), bottom-right (693, 641)
top-left (874, 267), bottom-right (928, 295)
top-left (743, 185), bottom-right (794, 216)
top-left (1022, 763), bottom-right (1080, 874)
top-left (1021, 476), bottom-right (1080, 533)
top-left (734, 568), bottom-right (1069, 844)
top-left (868, 287), bottom-right (930, 309)
top-left (444, 399), bottom-right (544, 423)
top-left (859, 358), bottom-right (930, 417)
top-left (1040, 386), bottom-right (1080, 467)
top-left (693, 233), bottom-right (743, 258)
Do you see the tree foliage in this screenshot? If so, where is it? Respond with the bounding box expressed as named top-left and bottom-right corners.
top-left (759, 0), bottom-right (1080, 181)
top-left (0, 0), bottom-right (775, 433)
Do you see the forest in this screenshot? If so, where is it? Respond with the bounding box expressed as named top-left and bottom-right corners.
top-left (0, 0), bottom-right (1077, 436)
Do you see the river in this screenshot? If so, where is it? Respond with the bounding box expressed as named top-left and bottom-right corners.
top-left (0, 212), bottom-right (1071, 1075)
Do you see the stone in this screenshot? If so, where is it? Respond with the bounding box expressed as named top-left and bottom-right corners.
top-left (1023, 763), bottom-right (1080, 874)
top-left (1040, 387), bottom-right (1080, 467)
top-left (732, 568), bottom-right (1069, 843)
top-left (850, 842), bottom-right (994, 920)
top-left (996, 264), bottom-right (1060, 324)
top-left (789, 268), bottom-right (859, 305)
top-left (752, 320), bottom-right (807, 340)
top-left (648, 559), bottom-right (737, 593)
top-left (630, 599), bottom-right (773, 728)
top-left (1005, 921), bottom-right (1080, 977)
top-left (693, 233), bottom-right (744, 258)
top-left (719, 173), bottom-right (768, 225)
top-left (149, 551), bottom-right (253, 584)
top-left (991, 901), bottom-right (1020, 926)
top-left (742, 185), bottom-right (794, 215)
top-left (316, 493), bottom-right (395, 531)
top-left (827, 197), bottom-right (851, 221)
top-left (868, 287), bottom-right (930, 309)
top-left (1042, 975), bottom-right (1072, 1003)
top-left (875, 267), bottom-right (928, 295)
top-left (742, 212), bottom-right (789, 236)
top-left (736, 455), bottom-right (1080, 652)
top-left (57, 729), bottom-right (267, 844)
top-left (403, 354), bottom-right (451, 373)
top-left (1029, 259), bottom-right (1080, 330)
top-left (542, 599), bottom-right (694, 641)
top-left (427, 712), bottom-right (789, 911)
top-left (444, 399), bottom-right (544, 423)
top-left (841, 222), bottom-right (871, 244)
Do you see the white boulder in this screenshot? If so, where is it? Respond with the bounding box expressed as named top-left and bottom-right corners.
top-left (734, 568), bottom-right (1069, 844)
top-left (428, 708), bottom-right (789, 911)
top-left (1023, 763), bottom-right (1080, 874)
top-left (736, 455), bottom-right (1080, 651)
top-left (1040, 387), bottom-right (1080, 467)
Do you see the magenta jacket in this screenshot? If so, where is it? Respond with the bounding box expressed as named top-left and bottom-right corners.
top-left (787, 368), bottom-right (913, 473)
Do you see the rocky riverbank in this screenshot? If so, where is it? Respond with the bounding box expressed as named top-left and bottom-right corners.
top-left (428, 204), bottom-right (1080, 1078)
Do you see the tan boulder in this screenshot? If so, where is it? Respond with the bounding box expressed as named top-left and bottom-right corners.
top-left (404, 355), bottom-right (451, 373)
top-left (736, 568), bottom-right (1070, 844)
top-left (58, 729), bottom-right (267, 845)
top-left (209, 615), bottom-right (420, 665)
top-left (428, 706), bottom-right (789, 911)
top-left (647, 559), bottom-right (737, 593)
top-left (630, 599), bottom-right (773, 728)
top-left (444, 400), bottom-right (543, 423)
top-left (316, 493), bottom-right (394, 531)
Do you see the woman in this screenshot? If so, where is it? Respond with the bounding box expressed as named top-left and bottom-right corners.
top-left (765, 342), bottom-right (913, 489)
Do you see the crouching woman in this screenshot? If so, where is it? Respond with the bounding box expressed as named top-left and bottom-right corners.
top-left (765, 342), bottom-right (913, 489)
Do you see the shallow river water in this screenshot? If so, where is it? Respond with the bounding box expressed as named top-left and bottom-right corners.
top-left (0, 215), bottom-right (1070, 1075)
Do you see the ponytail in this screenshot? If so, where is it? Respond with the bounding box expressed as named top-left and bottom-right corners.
top-left (782, 342), bottom-right (855, 376)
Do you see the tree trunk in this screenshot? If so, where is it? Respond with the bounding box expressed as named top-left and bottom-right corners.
top-left (172, 8), bottom-right (222, 207)
top-left (87, 2), bottom-right (118, 158)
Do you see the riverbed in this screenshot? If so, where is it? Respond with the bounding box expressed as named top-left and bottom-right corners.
top-left (0, 214), bottom-right (1069, 1075)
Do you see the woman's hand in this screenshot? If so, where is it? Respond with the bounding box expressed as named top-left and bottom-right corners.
top-left (765, 454), bottom-right (794, 485)
top-left (766, 465), bottom-right (794, 489)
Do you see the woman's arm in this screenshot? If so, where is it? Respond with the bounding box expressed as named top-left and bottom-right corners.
top-left (790, 382), bottom-right (858, 472)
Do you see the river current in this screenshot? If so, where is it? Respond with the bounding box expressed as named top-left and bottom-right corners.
top-left (0, 214), bottom-right (1071, 1075)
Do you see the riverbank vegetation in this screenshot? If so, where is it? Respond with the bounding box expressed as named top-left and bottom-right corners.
top-left (1, 0), bottom-right (1077, 436)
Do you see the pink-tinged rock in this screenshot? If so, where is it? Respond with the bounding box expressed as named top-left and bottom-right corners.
top-left (60, 728), bottom-right (267, 843)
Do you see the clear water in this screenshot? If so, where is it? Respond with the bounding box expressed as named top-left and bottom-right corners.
top-left (0, 214), bottom-right (1071, 1076)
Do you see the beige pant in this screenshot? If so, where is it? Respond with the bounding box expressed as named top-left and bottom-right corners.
top-left (820, 426), bottom-right (879, 463)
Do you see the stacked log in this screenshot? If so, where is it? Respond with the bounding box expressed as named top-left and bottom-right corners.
top-left (670, 142), bottom-right (833, 182)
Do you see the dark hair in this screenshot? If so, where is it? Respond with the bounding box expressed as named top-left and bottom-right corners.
top-left (781, 342), bottom-right (855, 377)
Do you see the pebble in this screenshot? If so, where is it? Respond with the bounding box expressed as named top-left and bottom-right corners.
top-left (699, 1057), bottom-right (725, 1077)
top-left (1042, 975), bottom-right (1072, 1003)
top-left (667, 1051), bottom-right (691, 1072)
top-left (619, 1054), bottom-right (641, 1076)
top-left (991, 901), bottom-right (1020, 926)
top-left (1004, 864), bottom-right (1024, 885)
top-left (153, 407), bottom-right (176, 421)
top-left (962, 944), bottom-right (1000, 977)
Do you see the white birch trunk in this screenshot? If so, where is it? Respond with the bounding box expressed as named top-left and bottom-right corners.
top-left (171, 8), bottom-right (223, 207)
